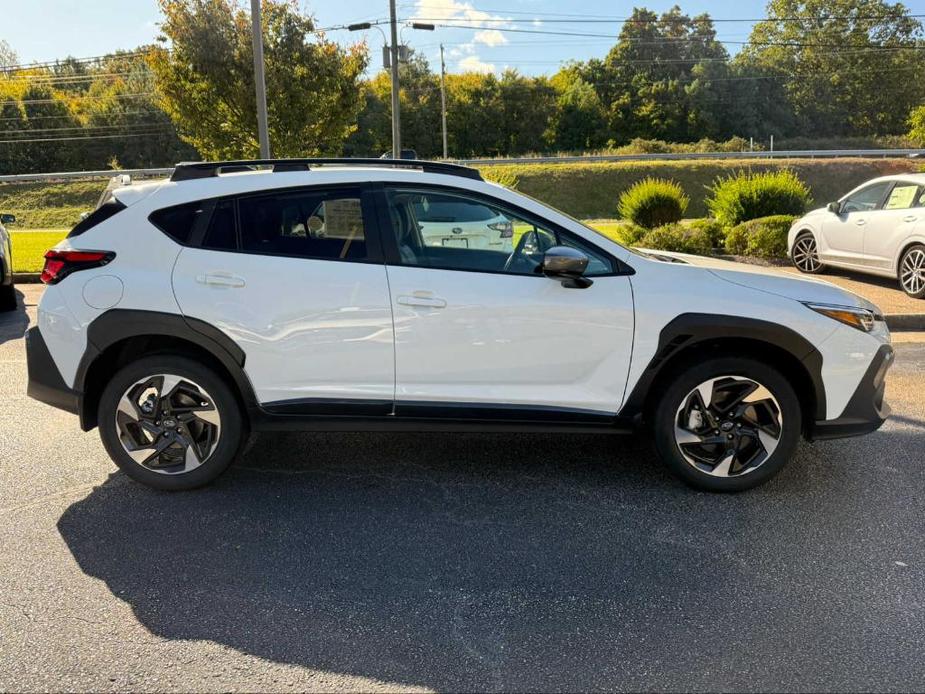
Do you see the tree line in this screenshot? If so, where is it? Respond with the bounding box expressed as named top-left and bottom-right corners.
top-left (0, 0), bottom-right (923, 174)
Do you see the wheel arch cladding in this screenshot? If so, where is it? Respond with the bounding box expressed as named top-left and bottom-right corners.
top-left (621, 313), bottom-right (826, 426)
top-left (75, 310), bottom-right (257, 431)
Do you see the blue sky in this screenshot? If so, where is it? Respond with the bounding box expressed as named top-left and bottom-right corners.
top-left (3, 0), bottom-right (770, 75)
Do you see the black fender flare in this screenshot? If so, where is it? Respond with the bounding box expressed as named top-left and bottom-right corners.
top-left (620, 313), bottom-right (826, 421)
top-left (75, 309), bottom-right (258, 429)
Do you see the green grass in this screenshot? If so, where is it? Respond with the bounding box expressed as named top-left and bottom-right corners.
top-left (11, 230), bottom-right (67, 273)
top-left (0, 180), bottom-right (103, 229)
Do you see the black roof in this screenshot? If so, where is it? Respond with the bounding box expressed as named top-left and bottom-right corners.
top-left (170, 158), bottom-right (483, 182)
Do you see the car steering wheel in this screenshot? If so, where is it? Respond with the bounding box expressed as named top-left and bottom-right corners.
top-left (503, 230), bottom-right (540, 273)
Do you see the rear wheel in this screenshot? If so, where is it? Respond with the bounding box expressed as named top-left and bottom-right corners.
top-left (0, 282), bottom-right (15, 312)
top-left (898, 244), bottom-right (925, 298)
top-left (98, 355), bottom-right (244, 490)
top-left (791, 231), bottom-right (826, 274)
top-left (652, 356), bottom-right (802, 492)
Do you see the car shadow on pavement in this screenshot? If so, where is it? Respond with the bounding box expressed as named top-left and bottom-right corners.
top-left (55, 430), bottom-right (921, 691)
top-left (0, 289), bottom-right (29, 346)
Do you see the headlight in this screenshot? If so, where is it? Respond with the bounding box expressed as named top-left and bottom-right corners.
top-left (804, 302), bottom-right (880, 332)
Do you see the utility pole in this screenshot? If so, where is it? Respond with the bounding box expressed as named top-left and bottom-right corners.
top-left (439, 43), bottom-right (448, 159)
top-left (388, 0), bottom-right (401, 158)
top-left (251, 0), bottom-right (271, 158)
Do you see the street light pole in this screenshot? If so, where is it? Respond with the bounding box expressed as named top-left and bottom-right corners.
top-left (250, 0), bottom-right (270, 158)
top-left (439, 43), bottom-right (448, 159)
top-left (388, 0), bottom-right (401, 159)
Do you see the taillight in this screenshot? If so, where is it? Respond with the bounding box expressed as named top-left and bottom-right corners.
top-left (40, 250), bottom-right (115, 285)
top-left (488, 220), bottom-right (514, 238)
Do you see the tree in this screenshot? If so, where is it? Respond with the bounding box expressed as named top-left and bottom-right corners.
top-left (740, 0), bottom-right (925, 136)
top-left (148, 0), bottom-right (367, 159)
top-left (909, 104), bottom-right (925, 145)
top-left (548, 69), bottom-right (608, 151)
top-left (0, 40), bottom-right (17, 69)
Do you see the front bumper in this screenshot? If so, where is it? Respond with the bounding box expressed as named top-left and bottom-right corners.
top-left (25, 326), bottom-right (80, 415)
top-left (809, 343), bottom-right (894, 440)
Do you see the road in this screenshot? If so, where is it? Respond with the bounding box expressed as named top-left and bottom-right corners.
top-left (1, 285), bottom-right (924, 692)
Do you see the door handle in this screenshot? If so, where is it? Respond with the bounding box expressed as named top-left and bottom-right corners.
top-left (397, 294), bottom-right (447, 309)
top-left (904, 215), bottom-right (918, 223)
top-left (854, 219), bottom-right (867, 226)
top-left (196, 272), bottom-right (246, 288)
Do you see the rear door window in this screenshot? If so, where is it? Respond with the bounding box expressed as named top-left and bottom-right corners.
top-left (237, 188), bottom-right (368, 260)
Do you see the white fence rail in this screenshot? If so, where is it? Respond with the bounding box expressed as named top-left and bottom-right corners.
top-left (0, 149), bottom-right (922, 183)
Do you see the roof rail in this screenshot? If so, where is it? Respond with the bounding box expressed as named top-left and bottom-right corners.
top-left (170, 158), bottom-right (483, 182)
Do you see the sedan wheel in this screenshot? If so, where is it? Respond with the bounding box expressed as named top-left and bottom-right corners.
top-left (791, 233), bottom-right (824, 273)
top-left (899, 245), bottom-right (925, 298)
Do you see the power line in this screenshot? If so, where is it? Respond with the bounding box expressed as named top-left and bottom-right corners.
top-left (0, 131), bottom-right (174, 145)
top-left (14, 93), bottom-right (155, 105)
top-left (410, 13), bottom-right (925, 25)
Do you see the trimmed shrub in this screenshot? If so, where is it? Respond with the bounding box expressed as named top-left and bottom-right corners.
top-left (684, 217), bottom-right (725, 248)
top-left (724, 215), bottom-right (797, 259)
top-left (617, 177), bottom-right (689, 228)
top-left (707, 169), bottom-right (810, 227)
top-left (638, 223), bottom-right (713, 256)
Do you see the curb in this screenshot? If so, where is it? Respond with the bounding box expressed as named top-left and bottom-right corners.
top-left (13, 273), bottom-right (925, 331)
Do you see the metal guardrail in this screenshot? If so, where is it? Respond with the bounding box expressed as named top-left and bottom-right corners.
top-left (0, 149), bottom-right (922, 183)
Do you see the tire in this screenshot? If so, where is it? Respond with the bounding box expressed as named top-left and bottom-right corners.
top-left (0, 281), bottom-right (15, 312)
top-left (651, 356), bottom-right (802, 492)
top-left (790, 231), bottom-right (826, 274)
top-left (97, 355), bottom-right (244, 491)
top-left (898, 243), bottom-right (925, 299)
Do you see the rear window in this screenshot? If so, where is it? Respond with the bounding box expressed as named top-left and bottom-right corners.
top-left (67, 199), bottom-right (126, 238)
top-left (149, 201), bottom-right (207, 245)
top-left (413, 199), bottom-right (496, 223)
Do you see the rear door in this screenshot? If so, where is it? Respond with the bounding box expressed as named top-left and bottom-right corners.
top-left (821, 181), bottom-right (892, 266)
top-left (863, 181), bottom-right (923, 271)
top-left (168, 185), bottom-right (395, 410)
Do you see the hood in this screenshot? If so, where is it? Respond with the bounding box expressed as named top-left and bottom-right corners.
top-left (638, 249), bottom-right (873, 309)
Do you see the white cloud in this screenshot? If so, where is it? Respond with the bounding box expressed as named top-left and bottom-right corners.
top-left (473, 29), bottom-right (506, 47)
top-left (458, 54), bottom-right (496, 74)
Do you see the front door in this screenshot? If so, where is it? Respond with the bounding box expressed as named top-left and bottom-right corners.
top-left (378, 186), bottom-right (634, 417)
top-left (171, 186), bottom-right (395, 410)
top-left (864, 181), bottom-right (923, 271)
top-left (821, 181), bottom-right (892, 266)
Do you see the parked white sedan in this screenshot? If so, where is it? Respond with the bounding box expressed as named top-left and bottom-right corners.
top-left (788, 174), bottom-right (925, 297)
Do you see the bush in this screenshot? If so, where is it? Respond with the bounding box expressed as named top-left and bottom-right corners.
top-left (724, 215), bottom-right (796, 259)
top-left (617, 177), bottom-right (689, 228)
top-left (638, 223), bottom-right (713, 256)
top-left (707, 169), bottom-right (811, 227)
top-left (684, 218), bottom-right (725, 248)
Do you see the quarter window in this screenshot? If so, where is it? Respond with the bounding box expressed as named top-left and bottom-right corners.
top-left (149, 201), bottom-right (206, 244)
top-left (202, 200), bottom-right (236, 250)
top-left (238, 189), bottom-right (367, 260)
top-left (384, 188), bottom-right (614, 276)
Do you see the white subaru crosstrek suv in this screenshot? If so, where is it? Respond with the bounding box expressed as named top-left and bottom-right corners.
top-left (788, 174), bottom-right (925, 297)
top-left (26, 159), bottom-right (894, 493)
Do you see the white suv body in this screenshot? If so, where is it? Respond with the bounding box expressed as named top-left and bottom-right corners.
top-left (26, 160), bottom-right (894, 492)
top-left (788, 174), bottom-right (925, 297)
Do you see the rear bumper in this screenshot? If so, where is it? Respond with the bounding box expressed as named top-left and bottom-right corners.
top-left (809, 343), bottom-right (894, 441)
top-left (25, 326), bottom-right (80, 415)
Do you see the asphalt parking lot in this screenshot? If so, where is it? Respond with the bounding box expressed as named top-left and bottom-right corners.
top-left (2, 285), bottom-right (924, 692)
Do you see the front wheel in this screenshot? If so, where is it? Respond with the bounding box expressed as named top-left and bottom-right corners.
top-left (98, 355), bottom-right (244, 490)
top-left (791, 231), bottom-right (826, 274)
top-left (652, 357), bottom-right (802, 492)
top-left (898, 244), bottom-right (925, 298)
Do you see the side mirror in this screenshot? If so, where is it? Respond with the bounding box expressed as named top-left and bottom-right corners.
top-left (542, 246), bottom-right (592, 288)
top-left (0, 213), bottom-right (14, 224)
top-left (827, 201), bottom-right (841, 214)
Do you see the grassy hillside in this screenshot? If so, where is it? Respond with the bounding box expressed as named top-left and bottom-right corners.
top-left (480, 157), bottom-right (921, 218)
top-left (0, 180), bottom-right (104, 229)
